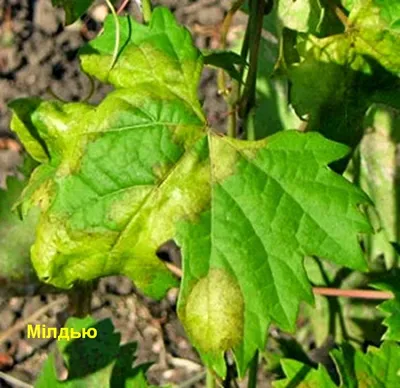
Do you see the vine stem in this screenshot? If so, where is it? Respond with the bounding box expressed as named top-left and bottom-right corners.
top-left (68, 281), bottom-right (93, 317)
top-left (313, 287), bottom-right (393, 300)
top-left (166, 263), bottom-right (394, 300)
top-left (326, 0), bottom-right (348, 27)
top-left (239, 0), bottom-right (266, 140)
top-left (0, 372), bottom-right (32, 388)
top-left (247, 350), bottom-right (259, 388)
top-left (218, 0), bottom-right (245, 138)
top-left (117, 0), bottom-right (130, 14)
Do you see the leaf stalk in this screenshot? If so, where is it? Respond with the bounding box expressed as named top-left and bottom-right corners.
top-left (142, 0), bottom-right (152, 23)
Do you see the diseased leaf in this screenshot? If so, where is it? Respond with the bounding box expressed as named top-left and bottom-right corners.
top-left (11, 8), bottom-right (208, 299)
top-left (79, 11), bottom-right (205, 120)
top-left (8, 98), bottom-right (48, 163)
top-left (177, 131), bottom-right (371, 377)
top-left (283, 0), bottom-right (400, 169)
top-left (349, 0), bottom-right (400, 74)
top-left (288, 34), bottom-right (375, 152)
top-left (0, 175), bottom-right (40, 296)
top-left (35, 317), bottom-right (151, 387)
top-left (11, 7), bottom-right (372, 378)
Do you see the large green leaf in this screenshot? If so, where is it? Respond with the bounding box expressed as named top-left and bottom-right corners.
top-left (35, 317), bottom-right (152, 387)
top-left (275, 341), bottom-right (400, 387)
top-left (10, 7), bottom-right (372, 378)
top-left (176, 131), bottom-right (371, 377)
top-left (9, 8), bottom-right (208, 299)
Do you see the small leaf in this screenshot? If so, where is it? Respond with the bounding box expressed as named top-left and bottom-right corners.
top-left (8, 98), bottom-right (48, 163)
top-left (277, 0), bottom-right (325, 34)
top-left (276, 341), bottom-right (400, 387)
top-left (332, 341), bottom-right (400, 387)
top-left (35, 317), bottom-right (151, 387)
top-left (51, 0), bottom-right (96, 25)
top-left (372, 272), bottom-right (400, 341)
top-left (273, 359), bottom-right (335, 387)
top-left (203, 50), bottom-right (245, 82)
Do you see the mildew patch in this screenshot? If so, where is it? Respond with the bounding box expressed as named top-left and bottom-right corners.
top-left (183, 268), bottom-right (244, 354)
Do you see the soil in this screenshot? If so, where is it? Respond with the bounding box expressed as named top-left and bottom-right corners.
top-left (0, 1), bottom-right (267, 387)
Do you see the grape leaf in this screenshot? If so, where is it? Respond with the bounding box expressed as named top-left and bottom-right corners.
top-left (349, 0), bottom-right (400, 74)
top-left (9, 7), bottom-right (372, 378)
top-left (332, 341), bottom-right (400, 387)
top-left (284, 0), bottom-right (400, 168)
top-left (372, 274), bottom-right (400, 341)
top-left (51, 0), bottom-right (95, 25)
top-left (176, 131), bottom-right (372, 377)
top-left (9, 8), bottom-right (208, 299)
top-left (273, 359), bottom-right (335, 388)
top-left (35, 317), bottom-right (152, 387)
top-left (0, 175), bottom-right (41, 296)
top-left (203, 50), bottom-right (245, 82)
top-left (277, 0), bottom-right (325, 34)
top-left (287, 33), bottom-right (381, 151)
top-left (277, 0), bottom-right (344, 37)
top-left (275, 341), bottom-right (400, 387)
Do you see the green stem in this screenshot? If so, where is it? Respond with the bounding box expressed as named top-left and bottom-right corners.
top-left (104, 0), bottom-right (120, 70)
top-left (142, 0), bottom-right (152, 23)
top-left (239, 0), bottom-right (265, 139)
top-left (68, 281), bottom-right (93, 318)
top-left (247, 350), bottom-right (259, 388)
top-left (206, 368), bottom-right (216, 388)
